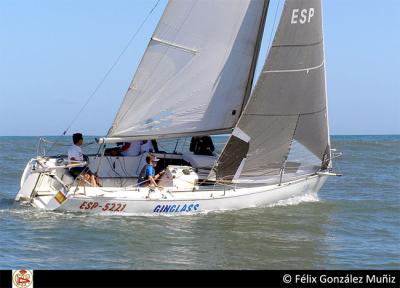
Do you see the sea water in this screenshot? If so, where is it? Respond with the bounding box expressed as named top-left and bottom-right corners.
top-left (0, 135), bottom-right (399, 269)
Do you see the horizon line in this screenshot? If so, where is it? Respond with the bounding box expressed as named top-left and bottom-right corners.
top-left (0, 134), bottom-right (399, 137)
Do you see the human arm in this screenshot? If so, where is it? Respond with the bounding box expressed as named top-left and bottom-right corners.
top-left (148, 175), bottom-right (158, 187)
top-left (149, 171), bottom-right (165, 187)
top-left (154, 170), bottom-right (165, 181)
top-left (69, 157), bottom-right (86, 165)
top-left (146, 166), bottom-right (164, 187)
top-left (119, 142), bottom-right (131, 153)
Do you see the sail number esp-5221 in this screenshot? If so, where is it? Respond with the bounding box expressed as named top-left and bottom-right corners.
top-left (79, 201), bottom-right (127, 212)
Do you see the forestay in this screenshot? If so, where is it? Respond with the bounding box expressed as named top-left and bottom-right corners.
top-left (212, 0), bottom-right (331, 181)
top-left (107, 0), bottom-right (268, 140)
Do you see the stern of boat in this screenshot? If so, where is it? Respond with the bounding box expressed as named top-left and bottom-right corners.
top-left (15, 156), bottom-right (73, 210)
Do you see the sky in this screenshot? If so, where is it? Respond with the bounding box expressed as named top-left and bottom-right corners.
top-left (0, 0), bottom-right (399, 136)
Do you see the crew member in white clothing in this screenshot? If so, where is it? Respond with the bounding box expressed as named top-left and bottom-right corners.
top-left (140, 140), bottom-right (154, 153)
top-left (68, 133), bottom-right (101, 187)
top-left (120, 141), bottom-right (141, 156)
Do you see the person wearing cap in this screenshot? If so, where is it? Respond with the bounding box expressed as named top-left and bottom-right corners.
top-left (137, 154), bottom-right (165, 188)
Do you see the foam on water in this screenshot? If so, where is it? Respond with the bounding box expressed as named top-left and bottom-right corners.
top-left (268, 192), bottom-right (320, 207)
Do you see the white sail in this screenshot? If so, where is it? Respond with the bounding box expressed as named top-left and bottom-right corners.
top-left (107, 0), bottom-right (268, 140)
top-left (212, 0), bottom-right (331, 181)
top-left (17, 0), bottom-right (336, 215)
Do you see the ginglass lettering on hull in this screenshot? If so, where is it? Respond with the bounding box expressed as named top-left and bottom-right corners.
top-left (153, 203), bottom-right (200, 213)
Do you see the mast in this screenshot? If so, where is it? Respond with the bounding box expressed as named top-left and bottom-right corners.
top-left (240, 0), bottom-right (270, 115)
top-left (321, 0), bottom-right (332, 169)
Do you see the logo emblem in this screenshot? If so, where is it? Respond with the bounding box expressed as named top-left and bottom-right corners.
top-left (12, 270), bottom-right (33, 288)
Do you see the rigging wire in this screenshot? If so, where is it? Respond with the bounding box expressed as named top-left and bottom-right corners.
top-left (46, 0), bottom-right (161, 154)
top-left (40, 138), bottom-right (95, 147)
top-left (62, 0), bottom-right (161, 136)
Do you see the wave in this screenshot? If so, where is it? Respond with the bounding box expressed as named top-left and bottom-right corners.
top-left (267, 192), bottom-right (320, 207)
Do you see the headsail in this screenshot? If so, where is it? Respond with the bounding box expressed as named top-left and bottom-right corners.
top-left (107, 0), bottom-right (268, 141)
top-left (212, 0), bottom-right (331, 181)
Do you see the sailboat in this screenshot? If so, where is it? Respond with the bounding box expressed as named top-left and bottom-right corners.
top-left (15, 0), bottom-right (340, 214)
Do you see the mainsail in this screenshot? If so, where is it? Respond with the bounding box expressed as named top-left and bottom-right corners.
top-left (107, 0), bottom-right (269, 141)
top-left (212, 0), bottom-right (331, 181)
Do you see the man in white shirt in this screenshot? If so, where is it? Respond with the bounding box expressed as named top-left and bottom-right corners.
top-left (68, 133), bottom-right (101, 187)
top-left (120, 141), bottom-right (141, 156)
top-left (140, 140), bottom-right (154, 154)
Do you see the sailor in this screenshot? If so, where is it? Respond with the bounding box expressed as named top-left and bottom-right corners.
top-left (137, 154), bottom-right (165, 188)
top-left (140, 140), bottom-right (155, 153)
top-left (120, 141), bottom-right (141, 156)
top-left (189, 136), bottom-right (215, 156)
top-left (68, 133), bottom-right (101, 187)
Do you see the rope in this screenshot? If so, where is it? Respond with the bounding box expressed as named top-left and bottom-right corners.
top-left (62, 0), bottom-right (161, 136)
top-left (46, 0), bottom-right (161, 154)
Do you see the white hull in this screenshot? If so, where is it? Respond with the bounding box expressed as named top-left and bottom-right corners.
top-left (59, 175), bottom-right (327, 214)
top-left (15, 158), bottom-right (328, 215)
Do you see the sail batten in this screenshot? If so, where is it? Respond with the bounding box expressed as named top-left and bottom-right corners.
top-left (108, 0), bottom-right (268, 139)
top-left (272, 40), bottom-right (323, 48)
top-left (245, 106), bottom-right (326, 117)
top-left (264, 61), bottom-right (324, 73)
top-left (151, 37), bottom-right (198, 54)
